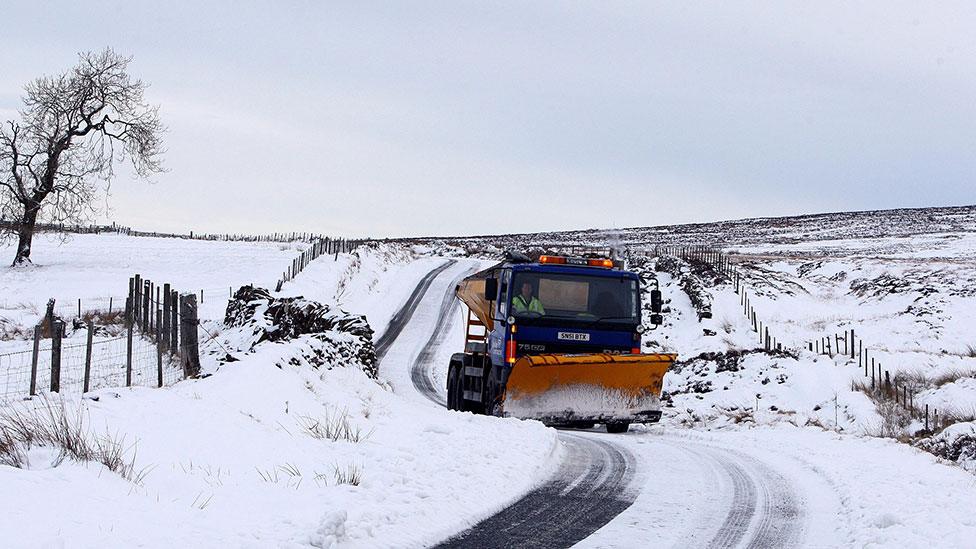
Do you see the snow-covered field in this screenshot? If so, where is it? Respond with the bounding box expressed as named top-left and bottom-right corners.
top-left (0, 233), bottom-right (310, 332)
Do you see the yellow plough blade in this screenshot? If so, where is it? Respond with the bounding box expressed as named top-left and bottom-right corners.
top-left (502, 353), bottom-right (675, 425)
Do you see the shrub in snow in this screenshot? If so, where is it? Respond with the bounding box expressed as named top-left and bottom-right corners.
top-left (663, 349), bottom-right (797, 425)
top-left (915, 422), bottom-right (976, 473)
top-left (224, 286), bottom-right (378, 378)
top-left (655, 254), bottom-right (713, 320)
top-left (672, 348), bottom-right (797, 377)
top-left (862, 399), bottom-right (913, 440)
top-left (0, 398), bottom-right (142, 481)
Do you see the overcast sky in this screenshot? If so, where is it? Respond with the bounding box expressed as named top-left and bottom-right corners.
top-left (1, 2), bottom-right (974, 238)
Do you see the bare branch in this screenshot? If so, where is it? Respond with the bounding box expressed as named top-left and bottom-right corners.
top-left (0, 47), bottom-right (165, 264)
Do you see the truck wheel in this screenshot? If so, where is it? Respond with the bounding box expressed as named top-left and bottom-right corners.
top-left (446, 363), bottom-right (459, 410)
top-left (606, 422), bottom-right (630, 434)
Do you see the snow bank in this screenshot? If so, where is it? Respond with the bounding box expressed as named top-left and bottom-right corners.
top-left (915, 421), bottom-right (976, 474)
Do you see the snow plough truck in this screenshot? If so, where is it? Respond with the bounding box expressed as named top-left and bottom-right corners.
top-left (447, 253), bottom-right (674, 433)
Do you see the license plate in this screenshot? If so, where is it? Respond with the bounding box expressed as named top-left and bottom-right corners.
top-left (557, 332), bottom-right (590, 342)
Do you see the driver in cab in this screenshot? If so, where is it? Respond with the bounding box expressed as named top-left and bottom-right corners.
top-left (513, 281), bottom-right (545, 315)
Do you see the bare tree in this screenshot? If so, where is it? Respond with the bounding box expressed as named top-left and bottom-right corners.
top-left (0, 48), bottom-right (164, 266)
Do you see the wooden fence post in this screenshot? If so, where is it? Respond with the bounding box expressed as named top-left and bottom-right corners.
top-left (83, 321), bottom-right (94, 393)
top-left (143, 280), bottom-right (151, 330)
top-left (126, 307), bottom-right (134, 387)
top-left (180, 294), bottom-right (201, 377)
top-left (162, 283), bottom-right (171, 350)
top-left (128, 276), bottom-right (135, 322)
top-left (156, 286), bottom-right (161, 335)
top-left (170, 290), bottom-right (179, 352)
top-left (134, 275), bottom-right (142, 327)
top-left (157, 309), bottom-right (164, 388)
top-left (50, 320), bottom-right (64, 393)
top-left (29, 325), bottom-right (41, 396)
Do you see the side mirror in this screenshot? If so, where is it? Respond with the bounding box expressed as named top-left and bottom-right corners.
top-left (484, 278), bottom-right (498, 300)
top-left (650, 289), bottom-right (663, 313)
top-left (650, 314), bottom-right (663, 326)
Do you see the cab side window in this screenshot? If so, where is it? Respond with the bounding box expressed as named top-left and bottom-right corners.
top-left (498, 269), bottom-right (512, 317)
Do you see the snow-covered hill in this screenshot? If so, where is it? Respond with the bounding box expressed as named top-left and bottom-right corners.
top-left (412, 204), bottom-right (976, 471)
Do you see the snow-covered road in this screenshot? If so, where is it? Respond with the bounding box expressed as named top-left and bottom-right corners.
top-left (373, 254), bottom-right (976, 549)
top-left (379, 258), bottom-right (814, 548)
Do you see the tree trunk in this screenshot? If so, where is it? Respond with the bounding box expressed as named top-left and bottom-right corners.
top-left (12, 206), bottom-right (39, 266)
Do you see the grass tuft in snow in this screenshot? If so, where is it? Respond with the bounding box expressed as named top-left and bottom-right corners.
top-left (0, 425), bottom-right (26, 467)
top-left (862, 400), bottom-right (913, 440)
top-left (719, 317), bottom-right (734, 334)
top-left (718, 406), bottom-right (755, 425)
top-left (0, 398), bottom-right (145, 482)
top-left (298, 410), bottom-right (371, 443)
top-left (332, 463), bottom-right (362, 486)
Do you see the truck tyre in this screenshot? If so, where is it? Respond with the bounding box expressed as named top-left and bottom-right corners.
top-left (606, 421), bottom-right (630, 434)
top-left (446, 362), bottom-right (459, 410)
top-left (454, 367), bottom-right (468, 412)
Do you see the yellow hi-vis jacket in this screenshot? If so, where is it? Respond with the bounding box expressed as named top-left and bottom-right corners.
top-left (513, 295), bottom-right (545, 314)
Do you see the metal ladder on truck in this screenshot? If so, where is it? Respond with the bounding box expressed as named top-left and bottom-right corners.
top-left (462, 308), bottom-right (488, 406)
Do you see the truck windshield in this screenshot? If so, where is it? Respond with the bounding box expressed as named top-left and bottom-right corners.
top-left (510, 272), bottom-right (639, 324)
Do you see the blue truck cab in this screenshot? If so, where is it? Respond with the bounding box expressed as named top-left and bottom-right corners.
top-left (487, 259), bottom-right (646, 367)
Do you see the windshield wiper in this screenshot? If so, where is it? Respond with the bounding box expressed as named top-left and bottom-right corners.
top-left (586, 315), bottom-right (638, 324)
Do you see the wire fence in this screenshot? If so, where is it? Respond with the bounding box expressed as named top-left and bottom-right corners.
top-left (0, 274), bottom-right (201, 404)
top-left (0, 332), bottom-right (188, 402)
top-left (639, 245), bottom-right (789, 351)
top-left (275, 237), bottom-right (364, 291)
top-left (651, 245), bottom-right (960, 432)
top-left (0, 219), bottom-right (353, 244)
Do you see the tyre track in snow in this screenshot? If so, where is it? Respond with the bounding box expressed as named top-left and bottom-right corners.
top-left (435, 433), bottom-right (637, 549)
top-left (409, 264), bottom-right (478, 407)
top-left (373, 259), bottom-right (456, 363)
top-left (664, 439), bottom-right (804, 549)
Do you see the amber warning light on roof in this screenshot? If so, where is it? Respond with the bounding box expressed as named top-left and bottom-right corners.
top-left (538, 255), bottom-right (614, 268)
